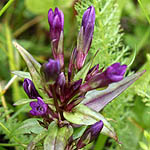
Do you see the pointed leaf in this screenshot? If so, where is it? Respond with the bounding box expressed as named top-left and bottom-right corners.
top-left (73, 126), bottom-right (87, 140)
top-left (15, 118), bottom-right (44, 134)
top-left (11, 71), bottom-right (31, 79)
top-left (13, 41), bottom-right (42, 89)
top-left (28, 130), bottom-right (48, 150)
top-left (44, 122), bottom-right (73, 150)
top-left (44, 122), bottom-right (58, 150)
top-left (64, 104), bottom-right (117, 141)
top-left (13, 99), bottom-right (36, 106)
top-left (82, 71), bottom-right (145, 112)
top-left (55, 125), bottom-right (73, 150)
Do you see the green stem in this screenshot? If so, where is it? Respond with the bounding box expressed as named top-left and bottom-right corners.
top-left (94, 134), bottom-right (107, 150)
top-left (5, 23), bottom-right (21, 101)
top-left (13, 16), bottom-right (43, 38)
top-left (138, 0), bottom-right (150, 24)
top-left (0, 84), bottom-right (10, 120)
top-left (0, 122), bottom-right (27, 148)
top-left (0, 0), bottom-right (15, 17)
top-left (0, 143), bottom-right (21, 147)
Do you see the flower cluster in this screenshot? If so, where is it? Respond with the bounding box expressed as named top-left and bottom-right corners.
top-left (15, 5), bottom-right (143, 150)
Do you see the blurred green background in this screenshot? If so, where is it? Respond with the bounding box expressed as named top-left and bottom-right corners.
top-left (0, 0), bottom-right (150, 150)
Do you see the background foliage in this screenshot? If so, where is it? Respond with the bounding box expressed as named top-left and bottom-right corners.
top-left (0, 0), bottom-right (150, 149)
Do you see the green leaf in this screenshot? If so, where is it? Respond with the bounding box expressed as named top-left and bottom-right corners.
top-left (11, 71), bottom-right (31, 79)
top-left (44, 122), bottom-right (73, 150)
top-left (15, 118), bottom-right (44, 134)
top-left (12, 41), bottom-right (47, 98)
top-left (55, 125), bottom-right (73, 150)
top-left (82, 71), bottom-right (145, 112)
top-left (139, 142), bottom-right (148, 150)
top-left (13, 99), bottom-right (36, 106)
top-left (64, 104), bottom-right (118, 141)
top-left (73, 126), bottom-right (87, 140)
top-left (28, 130), bottom-right (48, 150)
top-left (44, 122), bottom-right (58, 150)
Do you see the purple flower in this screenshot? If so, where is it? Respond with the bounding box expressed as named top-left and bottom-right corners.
top-left (76, 6), bottom-right (95, 70)
top-left (77, 120), bottom-right (103, 149)
top-left (48, 8), bottom-right (64, 68)
top-left (30, 97), bottom-right (48, 116)
top-left (80, 63), bottom-right (127, 93)
top-left (106, 63), bottom-right (127, 82)
top-left (41, 59), bottom-right (61, 83)
top-left (23, 78), bottom-right (40, 99)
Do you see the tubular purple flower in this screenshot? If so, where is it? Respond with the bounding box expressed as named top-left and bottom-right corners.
top-left (30, 97), bottom-right (48, 116)
top-left (23, 78), bottom-right (40, 99)
top-left (106, 63), bottom-right (127, 82)
top-left (76, 6), bottom-right (95, 70)
top-left (77, 120), bottom-right (103, 149)
top-left (80, 63), bottom-right (127, 93)
top-left (41, 59), bottom-right (61, 83)
top-left (48, 8), bottom-right (64, 68)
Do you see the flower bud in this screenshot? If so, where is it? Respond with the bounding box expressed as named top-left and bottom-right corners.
top-left (77, 120), bottom-right (103, 149)
top-left (56, 72), bottom-right (66, 88)
top-left (41, 59), bottom-right (61, 83)
top-left (106, 63), bottom-right (127, 82)
top-left (23, 78), bottom-right (40, 99)
top-left (80, 63), bottom-right (127, 93)
top-left (56, 72), bottom-right (66, 102)
top-left (48, 8), bottom-right (64, 68)
top-left (30, 97), bottom-right (48, 116)
top-left (76, 6), bottom-right (95, 70)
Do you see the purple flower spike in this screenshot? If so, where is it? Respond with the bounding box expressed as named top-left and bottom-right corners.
top-left (23, 78), bottom-right (40, 99)
top-left (41, 59), bottom-right (61, 83)
top-left (76, 6), bottom-right (95, 70)
top-left (77, 120), bottom-right (103, 149)
top-left (48, 8), bottom-right (64, 68)
top-left (106, 63), bottom-right (127, 82)
top-left (80, 63), bottom-right (127, 93)
top-left (30, 97), bottom-right (48, 116)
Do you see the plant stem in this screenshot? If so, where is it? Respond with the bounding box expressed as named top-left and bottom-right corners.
top-left (5, 23), bottom-right (21, 101)
top-left (0, 0), bottom-right (15, 17)
top-left (0, 84), bottom-right (10, 120)
top-left (0, 75), bottom-right (17, 96)
top-left (0, 122), bottom-right (27, 148)
top-left (0, 143), bottom-right (21, 147)
top-left (13, 16), bottom-right (43, 37)
top-left (138, 0), bottom-right (150, 24)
